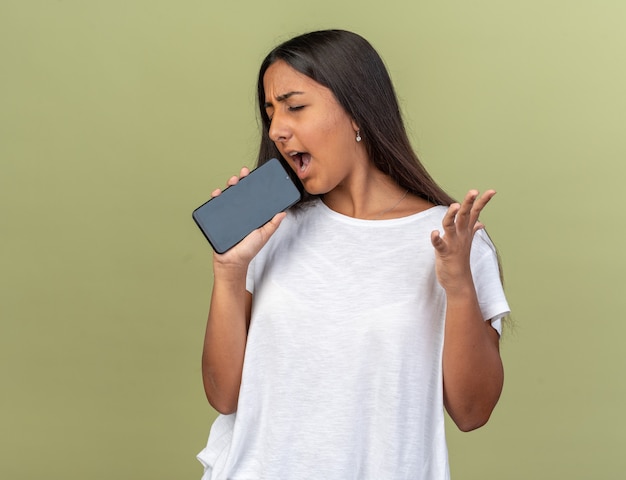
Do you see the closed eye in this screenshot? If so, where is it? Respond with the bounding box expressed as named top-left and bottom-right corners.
top-left (264, 106), bottom-right (304, 121)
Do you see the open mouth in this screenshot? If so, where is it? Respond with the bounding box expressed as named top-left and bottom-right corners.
top-left (289, 151), bottom-right (311, 173)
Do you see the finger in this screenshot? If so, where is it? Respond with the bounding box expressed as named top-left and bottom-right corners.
top-left (430, 229), bottom-right (445, 250)
top-left (442, 203), bottom-right (461, 235)
top-left (226, 175), bottom-right (239, 187)
top-left (469, 190), bottom-right (496, 225)
top-left (456, 190), bottom-right (479, 229)
top-left (240, 166), bottom-right (251, 178)
top-left (473, 221), bottom-right (486, 235)
top-left (211, 188), bottom-right (222, 198)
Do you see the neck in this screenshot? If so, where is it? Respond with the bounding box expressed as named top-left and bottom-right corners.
top-left (322, 169), bottom-right (408, 220)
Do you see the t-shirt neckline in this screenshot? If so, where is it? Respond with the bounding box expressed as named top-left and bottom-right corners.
top-left (314, 198), bottom-right (443, 226)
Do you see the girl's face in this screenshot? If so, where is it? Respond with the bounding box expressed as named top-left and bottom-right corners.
top-left (263, 60), bottom-right (366, 195)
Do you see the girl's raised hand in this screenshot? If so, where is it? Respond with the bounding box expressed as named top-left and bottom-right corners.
top-left (430, 189), bottom-right (496, 294)
top-left (210, 167), bottom-right (286, 269)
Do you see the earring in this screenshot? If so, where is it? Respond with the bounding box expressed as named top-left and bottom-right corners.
top-left (356, 130), bottom-right (362, 142)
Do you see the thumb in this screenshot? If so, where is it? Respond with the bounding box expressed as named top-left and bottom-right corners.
top-left (258, 212), bottom-right (287, 242)
top-left (431, 229), bottom-right (444, 249)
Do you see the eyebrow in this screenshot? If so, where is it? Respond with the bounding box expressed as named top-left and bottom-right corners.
top-left (263, 91), bottom-right (304, 109)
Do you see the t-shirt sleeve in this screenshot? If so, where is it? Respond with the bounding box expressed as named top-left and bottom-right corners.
top-left (246, 257), bottom-right (256, 295)
top-left (470, 230), bottom-right (511, 335)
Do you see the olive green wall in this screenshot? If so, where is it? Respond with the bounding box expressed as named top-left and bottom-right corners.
top-left (2, 1), bottom-right (625, 478)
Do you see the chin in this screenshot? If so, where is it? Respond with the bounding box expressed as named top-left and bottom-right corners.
top-left (302, 183), bottom-right (329, 196)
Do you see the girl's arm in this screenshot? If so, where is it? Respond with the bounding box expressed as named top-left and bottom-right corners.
top-left (202, 264), bottom-right (252, 415)
top-left (201, 168), bottom-right (285, 414)
top-left (441, 285), bottom-right (503, 431)
top-left (431, 190), bottom-right (504, 431)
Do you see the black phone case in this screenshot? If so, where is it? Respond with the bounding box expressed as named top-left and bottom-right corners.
top-left (192, 158), bottom-right (301, 253)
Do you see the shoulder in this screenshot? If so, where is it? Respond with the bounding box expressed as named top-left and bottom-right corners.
top-left (390, 194), bottom-right (441, 221)
top-left (256, 200), bottom-right (321, 254)
top-left (472, 228), bottom-right (498, 257)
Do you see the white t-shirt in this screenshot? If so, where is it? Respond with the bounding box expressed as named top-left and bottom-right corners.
top-left (198, 199), bottom-right (510, 480)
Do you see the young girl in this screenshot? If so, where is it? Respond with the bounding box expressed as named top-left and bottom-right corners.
top-left (198, 29), bottom-right (510, 480)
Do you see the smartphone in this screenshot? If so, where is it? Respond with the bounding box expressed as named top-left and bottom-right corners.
top-left (192, 158), bottom-right (301, 253)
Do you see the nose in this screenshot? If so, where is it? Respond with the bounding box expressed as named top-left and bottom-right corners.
top-left (268, 112), bottom-right (292, 143)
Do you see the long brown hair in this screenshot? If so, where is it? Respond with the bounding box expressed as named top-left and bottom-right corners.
top-left (256, 29), bottom-right (456, 207)
top-left (255, 30), bottom-right (508, 328)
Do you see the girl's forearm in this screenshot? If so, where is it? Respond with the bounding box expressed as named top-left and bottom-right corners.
top-left (442, 285), bottom-right (504, 432)
top-left (202, 268), bottom-right (250, 415)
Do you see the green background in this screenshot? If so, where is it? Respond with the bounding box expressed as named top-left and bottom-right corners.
top-left (2, 1), bottom-right (625, 478)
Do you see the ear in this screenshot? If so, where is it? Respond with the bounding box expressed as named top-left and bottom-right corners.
top-left (351, 119), bottom-right (360, 132)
